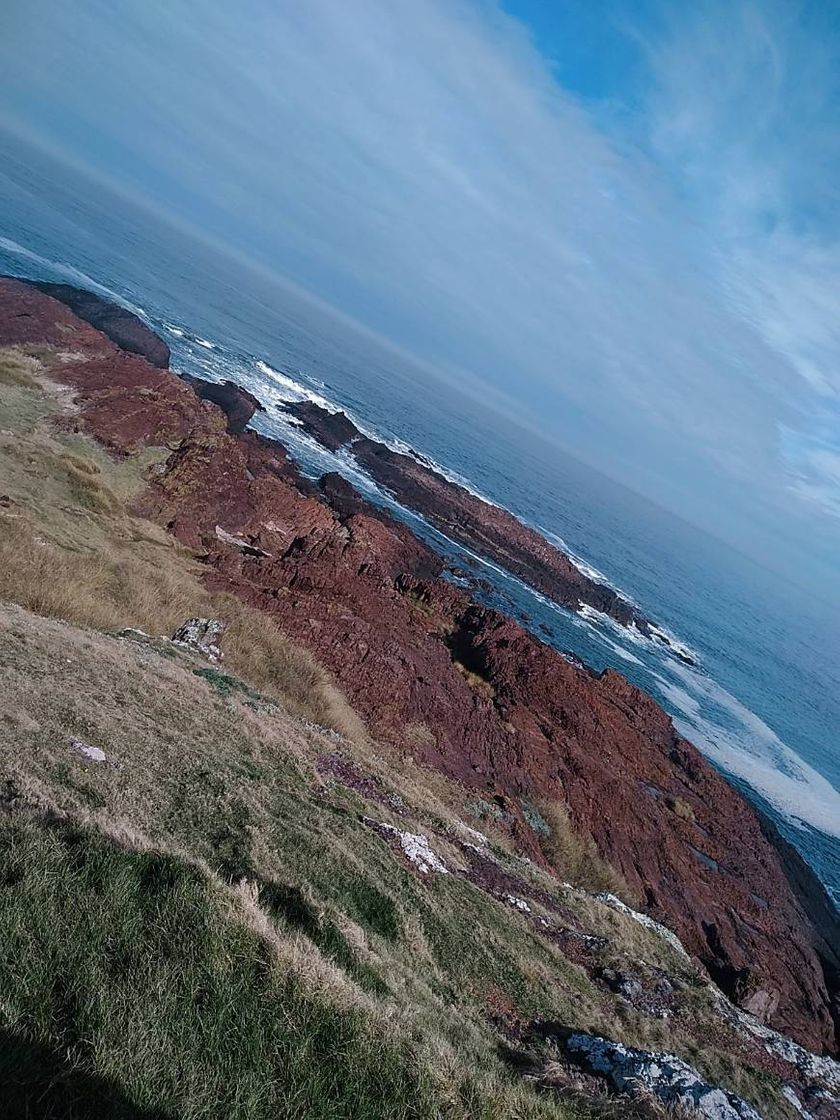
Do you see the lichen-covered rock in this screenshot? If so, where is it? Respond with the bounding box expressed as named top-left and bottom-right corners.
top-left (171, 618), bottom-right (225, 662)
top-left (363, 817), bottom-right (449, 875)
top-left (69, 737), bottom-right (107, 764)
top-left (595, 891), bottom-right (691, 960)
top-left (563, 1033), bottom-right (763, 1120)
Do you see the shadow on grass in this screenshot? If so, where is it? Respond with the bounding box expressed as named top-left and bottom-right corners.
top-left (0, 1027), bottom-right (174, 1120)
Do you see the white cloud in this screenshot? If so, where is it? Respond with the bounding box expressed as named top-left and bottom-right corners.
top-left (639, 0), bottom-right (840, 517)
top-left (2, 0), bottom-right (839, 554)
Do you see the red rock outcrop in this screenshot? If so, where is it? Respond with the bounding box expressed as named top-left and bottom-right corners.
top-left (1, 276), bottom-right (836, 1056)
top-left (20, 279), bottom-right (171, 368)
top-left (283, 400), bottom-right (693, 662)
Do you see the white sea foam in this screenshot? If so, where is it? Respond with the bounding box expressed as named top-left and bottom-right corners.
top-left (647, 622), bottom-right (699, 666)
top-left (194, 337), bottom-right (215, 349)
top-left (164, 323), bottom-right (185, 337)
top-left (653, 662), bottom-right (840, 840)
top-left (253, 359), bottom-right (344, 413)
top-left (0, 236), bottom-right (150, 321)
top-left (541, 526), bottom-right (628, 594)
top-left (252, 357), bottom-right (504, 505)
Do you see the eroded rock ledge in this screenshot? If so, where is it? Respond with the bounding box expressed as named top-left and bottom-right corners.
top-left (282, 399), bottom-right (693, 660)
top-left (20, 279), bottom-right (171, 369)
top-left (0, 275), bottom-right (836, 1058)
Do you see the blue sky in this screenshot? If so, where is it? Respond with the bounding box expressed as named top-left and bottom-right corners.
top-left (2, 0), bottom-right (840, 594)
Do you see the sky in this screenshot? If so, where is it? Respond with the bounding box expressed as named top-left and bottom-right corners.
top-left (2, 0), bottom-right (840, 595)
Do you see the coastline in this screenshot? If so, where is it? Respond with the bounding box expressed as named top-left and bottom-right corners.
top-left (1, 273), bottom-right (837, 1059)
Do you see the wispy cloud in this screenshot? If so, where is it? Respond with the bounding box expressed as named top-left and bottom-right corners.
top-left (1, 0), bottom-right (839, 567)
top-left (638, 0), bottom-right (840, 517)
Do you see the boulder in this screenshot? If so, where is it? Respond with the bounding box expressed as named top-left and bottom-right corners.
top-left (182, 375), bottom-right (264, 434)
top-left (171, 618), bottom-right (225, 662)
top-left (558, 1031), bottom-right (763, 1120)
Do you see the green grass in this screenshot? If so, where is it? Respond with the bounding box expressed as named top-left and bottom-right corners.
top-left (0, 814), bottom-right (440, 1120)
top-left (193, 666), bottom-right (260, 703)
top-left (0, 358), bottom-right (802, 1120)
top-left (0, 599), bottom-right (800, 1120)
top-left (259, 880), bottom-right (389, 996)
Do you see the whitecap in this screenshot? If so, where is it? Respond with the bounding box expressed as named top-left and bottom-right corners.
top-left (253, 359), bottom-right (338, 412)
top-left (652, 662), bottom-right (840, 840)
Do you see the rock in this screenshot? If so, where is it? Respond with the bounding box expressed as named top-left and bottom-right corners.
top-left (351, 431), bottom-right (654, 632)
top-left (741, 985), bottom-right (781, 1023)
top-left (69, 737), bottom-right (107, 764)
top-left (23, 280), bottom-right (171, 368)
top-left (68, 736), bottom-right (120, 769)
top-left (595, 892), bottom-right (691, 960)
top-left (363, 817), bottom-right (449, 875)
top-left (215, 525), bottom-right (271, 557)
top-left (504, 894), bottom-right (532, 913)
top-left (282, 400), bottom-right (360, 450)
top-left (182, 375), bottom-right (264, 434)
top-left (599, 967), bottom-right (644, 1001)
top-left (4, 277), bottom-right (837, 1057)
top-left (281, 400), bottom-right (656, 633)
top-left (559, 1032), bottom-right (764, 1120)
top-left (171, 618), bottom-right (225, 662)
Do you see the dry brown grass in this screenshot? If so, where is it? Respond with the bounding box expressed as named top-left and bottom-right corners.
top-left (214, 594), bottom-right (366, 740)
top-left (0, 349), bottom-right (41, 388)
top-left (453, 659), bottom-right (497, 699)
top-left (667, 797), bottom-right (696, 823)
top-left (0, 513), bottom-right (363, 739)
top-left (0, 360), bottom-right (365, 740)
top-left (537, 801), bottom-right (638, 903)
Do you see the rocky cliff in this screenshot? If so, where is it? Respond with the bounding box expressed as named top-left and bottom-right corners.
top-left (1, 275), bottom-right (836, 1058)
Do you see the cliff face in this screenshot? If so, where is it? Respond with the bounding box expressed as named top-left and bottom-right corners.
top-left (1, 275), bottom-right (836, 1057)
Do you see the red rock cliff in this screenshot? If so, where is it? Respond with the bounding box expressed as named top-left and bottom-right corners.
top-left (1, 276), bottom-right (836, 1056)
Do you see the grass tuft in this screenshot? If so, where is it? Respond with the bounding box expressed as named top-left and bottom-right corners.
top-left (537, 801), bottom-right (638, 903)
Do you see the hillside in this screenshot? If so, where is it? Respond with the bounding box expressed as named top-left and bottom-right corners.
top-left (0, 278), bottom-right (838, 1120)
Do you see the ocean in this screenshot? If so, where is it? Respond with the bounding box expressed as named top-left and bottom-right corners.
top-left (1, 128), bottom-right (838, 904)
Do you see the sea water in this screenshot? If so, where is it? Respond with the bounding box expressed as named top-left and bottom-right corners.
top-left (1, 128), bottom-right (837, 904)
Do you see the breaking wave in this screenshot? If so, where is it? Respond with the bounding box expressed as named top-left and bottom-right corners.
top-left (654, 661), bottom-right (840, 842)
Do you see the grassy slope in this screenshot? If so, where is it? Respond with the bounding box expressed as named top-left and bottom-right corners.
top-left (0, 348), bottom-right (797, 1120)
